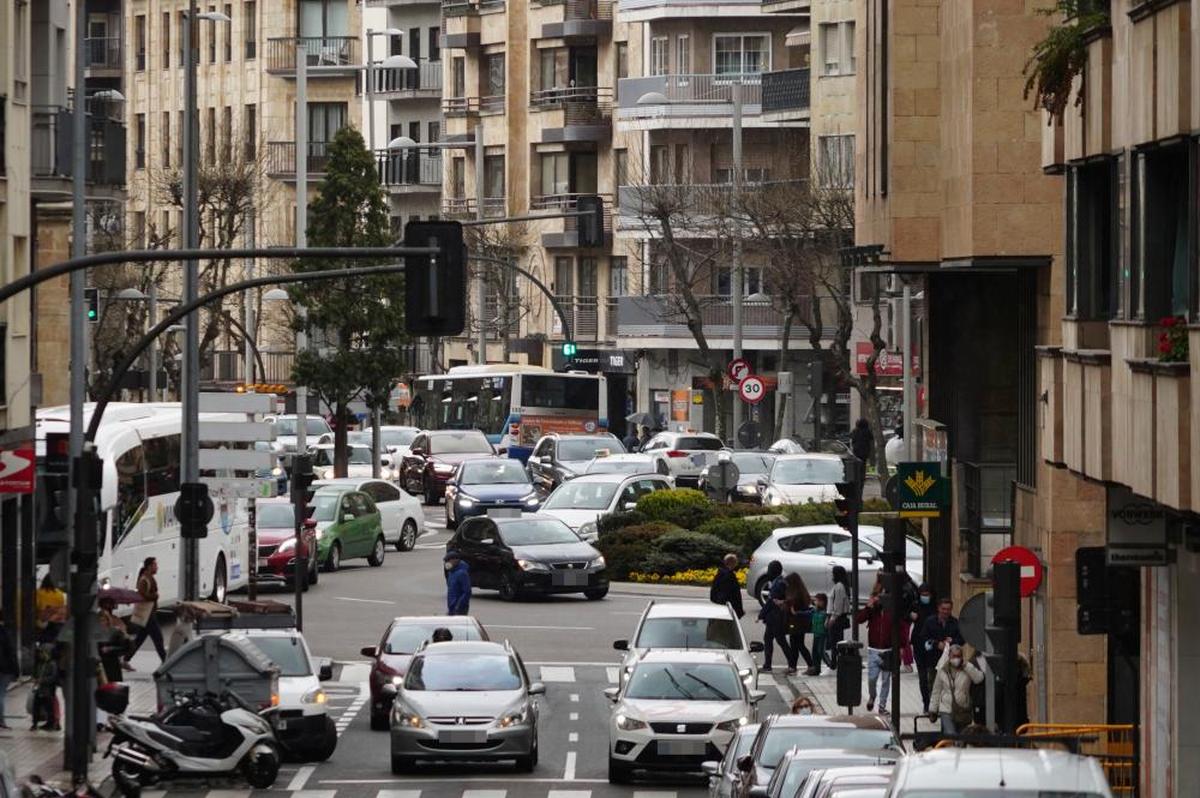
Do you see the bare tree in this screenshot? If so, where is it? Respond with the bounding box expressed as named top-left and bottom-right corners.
top-left (464, 223), bottom-right (535, 362)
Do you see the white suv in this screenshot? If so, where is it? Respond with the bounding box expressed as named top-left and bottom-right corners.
top-left (640, 432), bottom-right (728, 488)
top-left (605, 650), bottom-right (765, 784)
top-left (614, 601), bottom-right (762, 689)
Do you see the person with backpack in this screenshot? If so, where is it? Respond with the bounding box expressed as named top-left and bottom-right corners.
top-left (755, 561), bottom-right (793, 672)
top-left (929, 643), bottom-right (984, 735)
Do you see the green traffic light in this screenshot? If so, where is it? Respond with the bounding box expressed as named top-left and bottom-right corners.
top-left (563, 341), bottom-right (578, 358)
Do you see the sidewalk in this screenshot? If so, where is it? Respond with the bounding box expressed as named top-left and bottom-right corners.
top-left (787, 664), bottom-right (939, 737)
top-left (1, 649), bottom-right (162, 787)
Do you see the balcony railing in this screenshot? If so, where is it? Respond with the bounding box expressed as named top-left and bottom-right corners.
top-left (443, 0), bottom-right (503, 14)
top-left (480, 94), bottom-right (505, 113)
top-left (265, 141), bottom-right (333, 177)
top-left (369, 59), bottom-right (443, 95)
top-left (530, 86), bottom-right (614, 127)
top-left (443, 96), bottom-right (480, 115)
top-left (441, 197), bottom-right (506, 218)
top-left (31, 106), bottom-right (126, 186)
top-left (615, 294), bottom-right (794, 340)
top-left (201, 351), bottom-right (297, 385)
top-left (375, 150), bottom-right (442, 188)
top-left (617, 180), bottom-right (808, 222)
top-left (85, 36), bottom-right (123, 70)
top-left (761, 67), bottom-right (811, 114)
top-left (266, 36), bottom-right (361, 74)
top-left (617, 73), bottom-right (763, 110)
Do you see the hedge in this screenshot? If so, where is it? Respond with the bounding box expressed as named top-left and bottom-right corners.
top-left (693, 517), bottom-right (782, 558)
top-left (597, 522), bottom-right (684, 580)
top-left (641, 530), bottom-right (732, 576)
top-left (597, 509), bottom-right (647, 537)
top-left (635, 488), bottom-right (713, 528)
top-left (779, 497), bottom-right (892, 526)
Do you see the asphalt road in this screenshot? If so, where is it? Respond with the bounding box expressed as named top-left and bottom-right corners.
top-left (193, 502), bottom-right (797, 798)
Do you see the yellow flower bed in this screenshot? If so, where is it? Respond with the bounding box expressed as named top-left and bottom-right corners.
top-left (627, 567), bottom-right (748, 587)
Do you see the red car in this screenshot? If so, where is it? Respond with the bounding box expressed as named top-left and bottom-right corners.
top-left (400, 430), bottom-right (497, 505)
top-left (361, 615), bottom-right (489, 730)
top-left (252, 498), bottom-right (319, 590)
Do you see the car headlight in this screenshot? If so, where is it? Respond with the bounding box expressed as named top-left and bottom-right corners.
top-left (321, 468), bottom-right (335, 480)
top-left (301, 688), bottom-right (327, 705)
top-left (578, 522), bottom-right (598, 539)
top-left (738, 484), bottom-right (758, 495)
top-left (100, 577), bottom-right (112, 589)
top-left (314, 528), bottom-right (324, 540)
top-left (766, 489), bottom-right (783, 506)
top-left (589, 555), bottom-right (606, 570)
top-left (615, 713), bottom-right (647, 731)
top-left (499, 706), bottom-right (530, 727)
top-left (278, 538), bottom-right (296, 553)
top-left (517, 558), bottom-right (551, 572)
top-left (394, 704), bottom-right (425, 728)
top-left (522, 492), bottom-right (540, 506)
top-left (457, 495), bottom-right (476, 507)
top-left (272, 466), bottom-right (284, 477)
top-left (433, 463), bottom-right (456, 474)
top-left (716, 717), bottom-right (749, 732)
top-left (391, 675), bottom-right (404, 686)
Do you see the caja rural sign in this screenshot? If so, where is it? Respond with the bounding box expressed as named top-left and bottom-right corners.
top-left (895, 461), bottom-right (948, 518)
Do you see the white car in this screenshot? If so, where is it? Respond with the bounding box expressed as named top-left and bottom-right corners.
top-left (605, 650), bottom-right (765, 784)
top-left (312, 444), bottom-right (399, 481)
top-left (311, 477), bottom-right (424, 551)
top-left (614, 601), bottom-right (762, 689)
top-left (349, 426), bottom-right (422, 462)
top-left (267, 414), bottom-right (334, 452)
top-left (583, 453), bottom-right (673, 479)
top-left (640, 431), bottom-right (728, 488)
top-left (887, 748), bottom-right (1114, 798)
top-left (537, 473), bottom-right (673, 542)
top-left (759, 453), bottom-right (846, 506)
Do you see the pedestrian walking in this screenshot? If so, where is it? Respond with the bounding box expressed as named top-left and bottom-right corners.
top-left (35, 574), bottom-right (67, 642)
top-left (30, 643), bottom-right (61, 730)
top-left (126, 557), bottom-right (167, 665)
top-left (850, 418), bottom-right (873, 465)
top-left (885, 425), bottom-right (905, 468)
top-left (898, 572), bottom-right (919, 672)
top-left (806, 593), bottom-right (829, 676)
top-left (910, 583), bottom-right (938, 713)
top-left (854, 575), bottom-right (896, 713)
top-left (444, 551), bottom-right (472, 616)
top-left (0, 616), bottom-right (19, 729)
top-left (918, 597), bottom-right (965, 663)
top-left (929, 643), bottom-right (983, 736)
top-left (825, 565), bottom-right (852, 668)
top-left (784, 573), bottom-right (813, 673)
top-left (755, 561), bottom-right (793, 672)
top-left (710, 553), bottom-right (745, 618)
top-left (639, 425), bottom-right (654, 451)
top-left (622, 427), bottom-right (640, 453)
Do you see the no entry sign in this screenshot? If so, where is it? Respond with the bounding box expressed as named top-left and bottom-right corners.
top-left (992, 545), bottom-right (1044, 597)
top-left (739, 376), bottom-right (766, 404)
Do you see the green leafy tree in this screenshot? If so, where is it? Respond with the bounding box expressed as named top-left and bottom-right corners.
top-left (288, 126), bottom-right (406, 476)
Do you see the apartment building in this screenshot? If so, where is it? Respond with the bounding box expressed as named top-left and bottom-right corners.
top-left (1036, 1), bottom-right (1200, 794)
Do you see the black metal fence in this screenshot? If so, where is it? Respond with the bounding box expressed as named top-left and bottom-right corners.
top-left (762, 67), bottom-right (811, 114)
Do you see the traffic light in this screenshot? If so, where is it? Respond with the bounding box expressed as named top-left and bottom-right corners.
top-left (835, 643), bottom-right (863, 708)
top-left (577, 194), bottom-right (605, 248)
top-left (291, 454), bottom-right (315, 514)
top-left (85, 287), bottom-right (99, 322)
top-left (986, 560), bottom-right (1022, 733)
top-left (404, 220), bottom-right (466, 336)
top-left (562, 340), bottom-right (578, 358)
top-left (833, 455), bottom-right (863, 531)
top-left (176, 482), bottom-right (214, 539)
top-left (36, 473), bottom-right (70, 542)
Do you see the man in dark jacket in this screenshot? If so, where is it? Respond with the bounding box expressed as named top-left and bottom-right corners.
top-left (909, 583), bottom-right (938, 713)
top-left (850, 418), bottom-right (873, 465)
top-left (709, 553), bottom-right (744, 618)
top-left (918, 598), bottom-right (965, 660)
top-left (444, 551), bottom-right (472, 615)
top-left (756, 561), bottom-right (793, 672)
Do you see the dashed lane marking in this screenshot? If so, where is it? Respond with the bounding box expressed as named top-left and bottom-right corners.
top-left (203, 791), bottom-right (249, 798)
top-left (488, 624), bottom-right (596, 631)
top-left (377, 792), bottom-right (424, 798)
top-left (568, 732), bottom-right (579, 742)
top-left (462, 790), bottom-right (507, 798)
top-left (319, 779), bottom-right (610, 785)
top-left (290, 791), bottom-right (337, 798)
top-left (563, 751), bottom-right (577, 781)
top-left (334, 596), bottom-right (395, 604)
top-left (539, 666), bottom-right (576, 683)
top-left (569, 693), bottom-right (579, 702)
top-left (633, 792), bottom-right (678, 798)
top-left (569, 712), bottom-right (579, 721)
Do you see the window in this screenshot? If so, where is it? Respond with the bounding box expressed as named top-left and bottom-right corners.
top-left (206, 107), bottom-right (216, 160)
top-left (161, 111), bottom-right (171, 167)
top-left (135, 114), bottom-right (146, 168)
top-left (1129, 142), bottom-right (1195, 319)
top-left (1065, 159), bottom-right (1116, 320)
top-left (820, 21), bottom-right (856, 76)
top-left (223, 5), bottom-right (232, 61)
top-left (429, 28), bottom-right (440, 62)
top-left (244, 103), bottom-right (256, 159)
top-left (614, 148), bottom-right (629, 190)
top-left (221, 106), bottom-right (232, 161)
top-left (428, 121), bottom-right (440, 156)
top-left (486, 52), bottom-right (506, 97)
top-left (579, 258), bottom-right (598, 297)
top-left (135, 15), bottom-right (147, 70)
top-left (299, 0), bottom-right (349, 37)
top-left (818, 134), bottom-right (855, 189)
top-left (162, 12), bottom-right (171, 70)
top-left (717, 266), bottom-right (764, 296)
top-left (540, 48), bottom-right (559, 93)
top-left (144, 435), bottom-right (181, 497)
top-left (484, 155), bottom-right (504, 199)
top-left (114, 446), bottom-right (146, 543)
top-left (307, 102), bottom-right (347, 143)
top-left (540, 153), bottom-right (570, 198)
top-left (616, 42), bottom-right (628, 80)
top-left (676, 34), bottom-right (690, 75)
top-left (713, 33), bottom-right (769, 76)
top-left (778, 533), bottom-right (828, 555)
top-left (610, 257), bottom-right (628, 296)
top-left (0, 323), bottom-right (6, 400)
top-left (555, 257), bottom-right (574, 295)
top-left (649, 259), bottom-right (670, 294)
top-left (178, 11), bottom-right (187, 67)
top-left (451, 157), bottom-right (465, 198)
top-left (715, 166), bottom-right (770, 184)
top-left (650, 145), bottom-right (668, 184)
top-left (452, 57), bottom-right (466, 97)
top-left (244, 1), bottom-right (257, 59)
top-left (650, 36), bottom-right (668, 76)
top-left (207, 6), bottom-right (217, 62)
top-left (409, 27), bottom-right (422, 61)
top-left (132, 212), bottom-right (147, 248)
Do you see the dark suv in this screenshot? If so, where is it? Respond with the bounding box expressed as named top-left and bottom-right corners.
top-left (401, 430), bottom-right (496, 504)
top-left (526, 433), bottom-right (625, 495)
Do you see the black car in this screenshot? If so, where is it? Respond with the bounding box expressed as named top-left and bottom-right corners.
top-left (446, 515), bottom-right (609, 601)
top-left (400, 430), bottom-right (496, 504)
top-left (526, 433), bottom-right (626, 495)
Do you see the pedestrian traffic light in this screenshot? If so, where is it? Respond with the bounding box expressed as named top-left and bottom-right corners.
top-left (833, 455), bottom-right (862, 531)
top-left (404, 220), bottom-right (466, 337)
top-left (176, 482), bottom-right (214, 539)
top-left (835, 643), bottom-right (863, 708)
top-left (577, 194), bottom-right (605, 248)
top-left (36, 473), bottom-right (70, 541)
top-left (85, 287), bottom-right (99, 322)
top-left (562, 340), bottom-right (578, 358)
top-left (291, 454), bottom-right (315, 516)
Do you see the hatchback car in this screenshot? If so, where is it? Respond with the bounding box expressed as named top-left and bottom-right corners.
top-left (704, 723), bottom-right (760, 798)
top-left (444, 458), bottom-right (540, 528)
top-left (757, 750), bottom-right (898, 798)
top-left (794, 765), bottom-right (894, 798)
top-left (886, 748), bottom-right (1113, 798)
top-left (606, 650), bottom-right (765, 784)
top-left (309, 488), bottom-right (388, 571)
top-left (313, 477), bottom-right (424, 551)
top-left (268, 414), bottom-right (334, 452)
top-left (640, 431), bottom-right (728, 487)
top-left (615, 601), bottom-right (762, 689)
top-left (390, 640), bottom-right (544, 773)
top-left (701, 452), bottom-right (777, 503)
top-left (759, 454), bottom-right (846, 507)
top-left (583, 453), bottom-right (673, 479)
top-left (537, 473), bottom-right (672, 542)
top-left (526, 433), bottom-right (627, 494)
top-left (361, 615), bottom-right (490, 730)
top-left (446, 515), bottom-right (609, 600)
top-left (253, 498), bottom-right (319, 589)
top-left (401, 430), bottom-right (497, 504)
top-left (313, 444), bottom-right (396, 481)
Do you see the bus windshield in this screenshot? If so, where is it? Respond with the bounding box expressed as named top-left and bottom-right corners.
top-left (521, 375), bottom-right (599, 411)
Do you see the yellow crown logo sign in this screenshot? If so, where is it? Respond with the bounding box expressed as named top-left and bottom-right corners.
top-left (904, 470), bottom-right (937, 498)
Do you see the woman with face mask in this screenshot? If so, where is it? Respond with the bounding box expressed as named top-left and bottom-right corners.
top-left (929, 643), bottom-right (983, 736)
top-left (910, 583), bottom-right (938, 713)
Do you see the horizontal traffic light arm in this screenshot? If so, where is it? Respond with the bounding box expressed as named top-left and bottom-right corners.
top-left (469, 255), bottom-right (573, 348)
top-left (460, 209), bottom-right (595, 228)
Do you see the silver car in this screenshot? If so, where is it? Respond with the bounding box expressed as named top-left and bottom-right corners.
top-left (704, 723), bottom-right (761, 798)
top-left (389, 640), bottom-right (543, 773)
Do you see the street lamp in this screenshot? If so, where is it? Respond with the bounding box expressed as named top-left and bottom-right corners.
top-left (365, 28), bottom-right (409, 155)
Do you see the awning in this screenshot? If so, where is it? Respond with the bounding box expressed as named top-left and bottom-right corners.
top-left (785, 27), bottom-right (811, 48)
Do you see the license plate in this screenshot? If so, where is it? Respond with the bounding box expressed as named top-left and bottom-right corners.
top-left (659, 740), bottom-right (706, 756)
top-left (439, 728), bottom-right (487, 744)
top-left (552, 570), bottom-right (588, 586)
top-left (689, 453), bottom-right (706, 466)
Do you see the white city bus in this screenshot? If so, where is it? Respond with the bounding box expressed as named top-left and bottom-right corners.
top-left (35, 403), bottom-right (252, 605)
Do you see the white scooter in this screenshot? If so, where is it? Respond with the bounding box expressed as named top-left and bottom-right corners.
top-left (106, 691), bottom-right (280, 797)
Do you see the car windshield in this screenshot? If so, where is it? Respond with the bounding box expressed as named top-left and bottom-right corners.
top-left (311, 492), bottom-right (342, 522)
top-left (255, 504), bottom-right (294, 528)
top-left (542, 481), bottom-right (619, 511)
top-left (636, 617), bottom-right (741, 650)
top-left (677, 436), bottom-right (723, 451)
top-left (731, 453), bottom-right (775, 474)
top-left (771, 458), bottom-right (845, 485)
top-left (759, 728), bottom-right (897, 769)
top-left (429, 433), bottom-right (493, 455)
top-left (274, 418), bottom-right (331, 436)
top-left (382, 429), bottom-right (418, 447)
top-left (625, 663), bottom-right (742, 701)
top-left (498, 519), bottom-right (581, 546)
top-left (386, 622), bottom-right (483, 654)
top-left (462, 460), bottom-right (529, 485)
top-left (897, 794), bottom-right (1103, 798)
top-left (405, 653), bottom-right (522, 691)
top-left (559, 438), bottom-right (622, 461)
top-left (246, 636), bottom-right (311, 677)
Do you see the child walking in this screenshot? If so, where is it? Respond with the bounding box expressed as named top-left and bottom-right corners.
top-left (805, 593), bottom-right (829, 676)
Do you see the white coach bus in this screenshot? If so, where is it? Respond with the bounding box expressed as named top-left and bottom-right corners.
top-left (35, 403), bottom-right (252, 605)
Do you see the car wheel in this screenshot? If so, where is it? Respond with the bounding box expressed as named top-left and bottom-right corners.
top-left (307, 716), bottom-right (338, 761)
top-left (391, 754), bottom-right (413, 775)
top-left (397, 519), bottom-right (418, 552)
top-left (499, 571), bottom-right (519, 602)
top-left (370, 708), bottom-right (389, 731)
top-left (608, 756), bottom-right (632, 785)
top-left (754, 576), bottom-right (770, 607)
top-left (367, 536), bottom-right (386, 567)
top-left (584, 586), bottom-right (608, 601)
top-left (323, 542), bottom-right (342, 572)
top-left (309, 556), bottom-right (319, 585)
top-left (514, 732), bottom-right (538, 772)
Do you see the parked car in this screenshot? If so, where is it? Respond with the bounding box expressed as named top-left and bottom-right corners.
top-left (389, 640), bottom-right (543, 773)
top-left (794, 765), bottom-right (894, 798)
top-left (614, 600), bottom-right (762, 689)
top-left (349, 427), bottom-right (421, 464)
top-left (312, 477), bottom-right (424, 551)
top-left (362, 615), bottom-right (490, 730)
top-left (444, 458), bottom-right (540, 529)
top-left (701, 452), bottom-right (777, 503)
top-left (309, 487), bottom-right (388, 571)
top-left (759, 454), bottom-right (847, 507)
top-left (526, 433), bottom-right (627, 495)
top-left (583, 452), bottom-right (672, 479)
top-left (252, 498), bottom-right (319, 589)
top-left (312, 444), bottom-right (397, 481)
top-left (766, 439), bottom-right (806, 455)
top-left (640, 431), bottom-right (728, 487)
top-left (606, 650), bottom-right (766, 784)
top-left (886, 748), bottom-right (1114, 798)
top-left (268, 414), bottom-right (334, 453)
top-left (758, 749), bottom-right (897, 798)
top-left (537, 473), bottom-right (673, 542)
top-left (401, 430), bottom-right (497, 504)
top-left (744, 525), bottom-right (925, 607)
top-left (704, 723), bottom-right (761, 798)
top-left (446, 515), bottom-right (609, 601)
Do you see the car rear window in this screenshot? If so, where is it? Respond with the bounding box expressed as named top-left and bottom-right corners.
top-left (429, 432), bottom-right (494, 455)
top-left (636, 617), bottom-right (741, 650)
top-left (678, 437), bottom-right (723, 451)
top-left (759, 727), bottom-right (897, 768)
top-left (386, 622), bottom-right (483, 654)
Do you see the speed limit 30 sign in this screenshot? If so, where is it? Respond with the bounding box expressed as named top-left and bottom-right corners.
top-left (739, 375), bottom-right (766, 404)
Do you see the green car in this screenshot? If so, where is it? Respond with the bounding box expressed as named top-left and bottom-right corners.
top-left (310, 488), bottom-right (388, 572)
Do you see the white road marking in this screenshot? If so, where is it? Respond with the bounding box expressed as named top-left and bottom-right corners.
top-left (569, 712), bottom-right (579, 721)
top-left (568, 732), bottom-right (579, 742)
top-left (287, 766), bottom-right (316, 791)
top-left (569, 693), bottom-right (579, 702)
top-left (549, 791), bottom-right (590, 798)
top-left (758, 673), bottom-right (776, 686)
top-left (291, 792), bottom-right (337, 798)
top-left (462, 790), bottom-right (507, 798)
top-left (321, 779), bottom-right (609, 785)
top-left (634, 792), bottom-right (678, 798)
top-left (563, 751), bottom-right (577, 781)
top-left (377, 792), bottom-right (423, 798)
top-left (540, 666), bottom-right (577, 683)
top-left (337, 664), bottom-right (373, 684)
top-left (606, 667), bottom-right (620, 684)
top-left (140, 792), bottom-right (166, 798)
top-left (204, 792), bottom-right (249, 798)
top-left (527, 660), bottom-right (623, 666)
top-left (487, 624), bottom-right (596, 631)
top-left (335, 596), bottom-right (395, 604)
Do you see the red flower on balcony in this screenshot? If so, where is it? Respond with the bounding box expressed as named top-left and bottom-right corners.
top-left (1157, 316), bottom-right (1189, 363)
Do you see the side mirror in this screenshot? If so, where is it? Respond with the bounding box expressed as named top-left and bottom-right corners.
top-left (613, 639), bottom-right (629, 651)
top-left (411, 448), bottom-right (424, 457)
top-left (748, 689), bottom-right (767, 704)
top-left (303, 518), bottom-right (318, 530)
top-left (737, 754), bottom-right (755, 773)
top-left (318, 661), bottom-right (334, 681)
top-left (622, 502), bottom-right (637, 511)
top-left (603, 687), bottom-right (619, 702)
top-left (859, 551), bottom-right (876, 563)
top-left (360, 645), bottom-right (378, 658)
top-left (756, 476), bottom-right (768, 487)
top-left (528, 682), bottom-right (546, 696)
top-left (749, 641), bottom-right (764, 653)
top-left (528, 455), bottom-right (542, 465)
top-left (701, 761), bottom-right (720, 777)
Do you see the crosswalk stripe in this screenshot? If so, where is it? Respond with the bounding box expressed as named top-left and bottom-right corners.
top-left (290, 791), bottom-right (337, 798)
top-left (338, 663), bottom-right (372, 683)
top-left (758, 673), bottom-right (776, 686)
top-left (539, 666), bottom-right (576, 683)
top-left (377, 791), bottom-right (423, 798)
top-left (563, 751), bottom-right (577, 781)
top-left (288, 765), bottom-right (315, 791)
top-left (462, 791), bottom-right (507, 798)
top-left (633, 792), bottom-right (677, 798)
top-left (203, 791), bottom-right (249, 798)
top-left (548, 791), bottom-right (590, 798)
top-left (140, 792), bottom-right (166, 798)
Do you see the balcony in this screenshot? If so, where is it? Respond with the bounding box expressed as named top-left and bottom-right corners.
top-left (31, 106), bottom-right (127, 198)
top-left (615, 180), bottom-right (807, 238)
top-left (443, 96), bottom-right (480, 117)
top-left (369, 59), bottom-right (442, 99)
top-left (443, 0), bottom-right (506, 15)
top-left (538, 0), bottom-right (613, 39)
top-left (552, 297), bottom-right (601, 342)
top-left (266, 37), bottom-right (361, 77)
top-left (366, 0), bottom-right (439, 5)
top-left (202, 351), bottom-right (296, 387)
top-left (441, 196), bottom-right (506, 219)
top-left (617, 0), bottom-right (770, 21)
top-left (84, 36), bottom-right (123, 75)
top-left (761, 67), bottom-right (811, 121)
top-left (531, 193), bottom-right (612, 248)
top-left (531, 86), bottom-right (613, 143)
top-left (617, 74), bottom-right (802, 130)
top-left (614, 294), bottom-right (793, 342)
top-left (375, 150), bottom-right (442, 193)
top-left (265, 141), bottom-right (333, 180)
